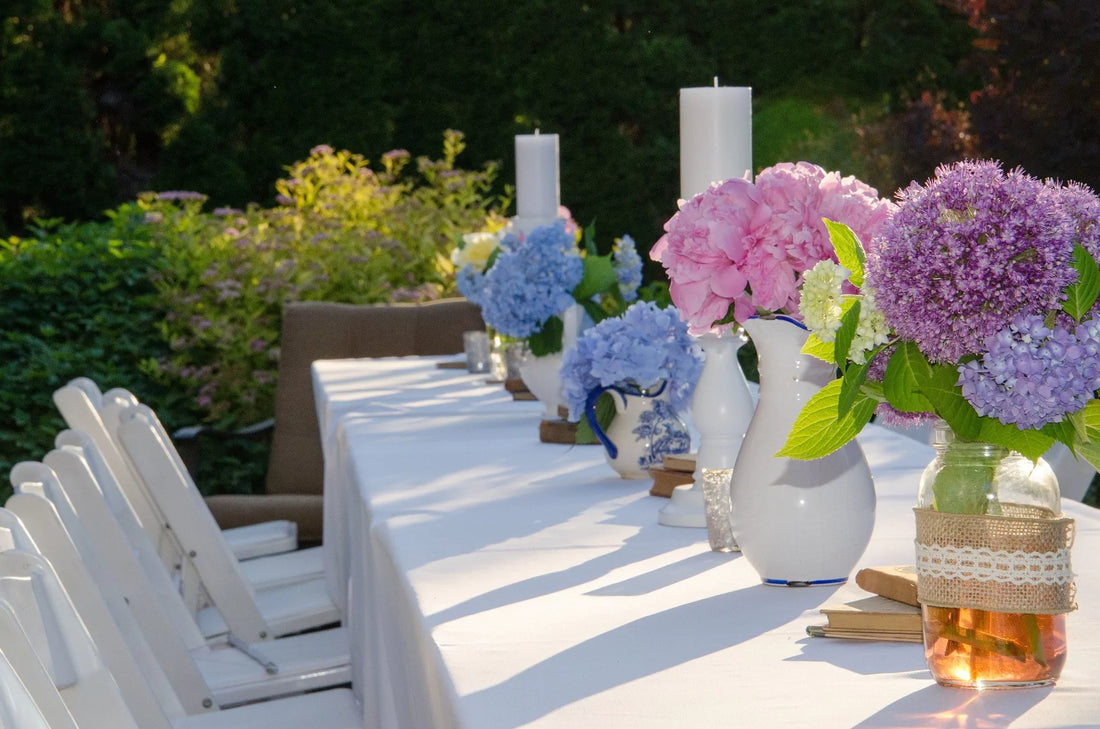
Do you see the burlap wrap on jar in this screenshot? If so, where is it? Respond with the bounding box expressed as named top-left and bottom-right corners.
top-left (914, 506), bottom-right (1077, 614)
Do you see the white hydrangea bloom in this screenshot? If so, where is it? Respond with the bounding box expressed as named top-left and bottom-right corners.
top-left (800, 260), bottom-right (849, 341)
top-left (849, 289), bottom-right (890, 364)
top-left (451, 232), bottom-right (500, 272)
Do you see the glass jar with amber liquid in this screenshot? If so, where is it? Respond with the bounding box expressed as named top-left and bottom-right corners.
top-left (916, 422), bottom-right (1070, 689)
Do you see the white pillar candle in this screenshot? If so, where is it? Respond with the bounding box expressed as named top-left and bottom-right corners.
top-left (679, 82), bottom-right (752, 201)
top-left (515, 132), bottom-right (560, 220)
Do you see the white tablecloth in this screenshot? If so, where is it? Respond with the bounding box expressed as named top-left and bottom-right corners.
top-left (313, 357), bottom-right (1100, 728)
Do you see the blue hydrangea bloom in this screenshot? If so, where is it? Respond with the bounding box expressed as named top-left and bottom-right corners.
top-left (479, 222), bottom-right (584, 339)
top-left (456, 264), bottom-right (488, 306)
top-left (612, 235), bottom-right (643, 302)
top-left (560, 301), bottom-right (704, 420)
top-left (958, 313), bottom-right (1100, 429)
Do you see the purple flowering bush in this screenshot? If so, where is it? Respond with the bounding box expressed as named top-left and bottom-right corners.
top-left (780, 160), bottom-right (1100, 473)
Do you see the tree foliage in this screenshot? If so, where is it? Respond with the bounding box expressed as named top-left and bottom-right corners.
top-left (2, 0), bottom-right (986, 246)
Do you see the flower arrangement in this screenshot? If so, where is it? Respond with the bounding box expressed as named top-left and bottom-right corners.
top-left (650, 162), bottom-right (893, 334)
top-left (779, 160), bottom-right (1100, 471)
top-left (453, 230), bottom-right (504, 305)
top-left (479, 222), bottom-right (585, 344)
top-left (559, 300), bottom-right (703, 422)
top-left (458, 218), bottom-right (643, 356)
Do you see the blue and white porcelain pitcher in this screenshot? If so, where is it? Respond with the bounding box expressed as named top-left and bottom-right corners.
top-left (585, 381), bottom-right (691, 479)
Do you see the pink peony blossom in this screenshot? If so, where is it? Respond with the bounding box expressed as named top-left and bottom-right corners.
top-left (651, 162), bottom-right (893, 334)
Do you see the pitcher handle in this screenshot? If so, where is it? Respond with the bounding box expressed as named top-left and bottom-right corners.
top-left (584, 385), bottom-right (626, 459)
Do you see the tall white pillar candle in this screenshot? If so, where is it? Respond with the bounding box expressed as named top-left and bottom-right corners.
top-left (679, 83), bottom-right (752, 201)
top-left (515, 132), bottom-right (560, 220)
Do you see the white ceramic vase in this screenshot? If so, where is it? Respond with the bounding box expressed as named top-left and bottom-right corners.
top-left (729, 315), bottom-right (876, 586)
top-left (659, 328), bottom-right (754, 527)
top-left (518, 351), bottom-right (565, 420)
top-left (586, 383), bottom-right (691, 479)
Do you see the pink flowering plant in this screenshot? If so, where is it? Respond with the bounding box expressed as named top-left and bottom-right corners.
top-left (779, 160), bottom-right (1100, 485)
top-left (650, 162), bottom-right (893, 334)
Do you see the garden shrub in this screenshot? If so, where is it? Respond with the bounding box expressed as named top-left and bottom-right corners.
top-left (0, 131), bottom-right (507, 500)
top-left (146, 130), bottom-right (508, 428)
top-left (0, 209), bottom-right (197, 497)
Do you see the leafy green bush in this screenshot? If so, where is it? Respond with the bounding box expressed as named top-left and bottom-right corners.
top-left (0, 211), bottom-right (198, 493)
top-left (147, 130), bottom-right (507, 426)
top-left (0, 132), bottom-right (507, 501)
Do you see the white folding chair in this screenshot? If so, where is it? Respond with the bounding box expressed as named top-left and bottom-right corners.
top-left (53, 378), bottom-right (299, 561)
top-left (8, 459), bottom-right (350, 707)
top-left (113, 410), bottom-right (340, 639)
top-left (0, 550), bottom-right (361, 729)
top-left (55, 427), bottom-right (320, 594)
top-left (0, 604), bottom-right (80, 729)
top-left (0, 505), bottom-right (195, 725)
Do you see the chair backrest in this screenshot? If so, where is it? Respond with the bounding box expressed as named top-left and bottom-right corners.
top-left (6, 467), bottom-right (210, 719)
top-left (0, 601), bottom-right (78, 729)
top-left (53, 429), bottom-right (178, 592)
top-left (52, 380), bottom-right (171, 559)
top-left (14, 451), bottom-right (216, 708)
top-left (37, 443), bottom-right (209, 650)
top-left (116, 408), bottom-right (271, 642)
top-left (0, 550), bottom-right (149, 728)
top-left (0, 499), bottom-right (194, 723)
top-left (267, 298), bottom-right (483, 497)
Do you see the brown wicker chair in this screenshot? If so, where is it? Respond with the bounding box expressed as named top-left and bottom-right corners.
top-left (182, 298), bottom-right (484, 544)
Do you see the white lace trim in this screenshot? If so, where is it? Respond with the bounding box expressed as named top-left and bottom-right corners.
top-left (915, 541), bottom-right (1074, 586)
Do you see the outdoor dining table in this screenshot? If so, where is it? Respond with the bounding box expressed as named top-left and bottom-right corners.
top-left (313, 356), bottom-right (1100, 728)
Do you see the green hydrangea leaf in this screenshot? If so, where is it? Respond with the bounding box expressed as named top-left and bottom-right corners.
top-left (914, 362), bottom-right (982, 440)
top-left (776, 378), bottom-right (876, 460)
top-left (528, 315), bottom-right (563, 356)
top-left (801, 333), bottom-right (835, 363)
top-left (1062, 243), bottom-right (1100, 322)
top-left (1078, 399), bottom-right (1100, 440)
top-left (583, 223), bottom-right (599, 256)
top-left (838, 357), bottom-right (871, 417)
top-left (883, 341), bottom-right (935, 414)
top-left (976, 417), bottom-right (1055, 461)
top-left (1042, 417), bottom-right (1079, 449)
top-left (823, 218), bottom-right (865, 287)
top-left (573, 253), bottom-right (616, 302)
top-left (1073, 441), bottom-right (1100, 476)
top-left (833, 298), bottom-right (862, 371)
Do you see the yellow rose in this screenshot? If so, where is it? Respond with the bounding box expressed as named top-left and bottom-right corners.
top-left (452, 232), bottom-right (500, 272)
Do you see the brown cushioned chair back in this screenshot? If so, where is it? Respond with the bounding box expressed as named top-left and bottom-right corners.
top-left (266, 298), bottom-right (484, 497)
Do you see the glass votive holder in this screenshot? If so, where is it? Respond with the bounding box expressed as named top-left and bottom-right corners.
top-left (701, 468), bottom-right (738, 552)
top-left (463, 330), bottom-right (491, 373)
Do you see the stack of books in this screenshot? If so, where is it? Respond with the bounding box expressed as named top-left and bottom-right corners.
top-left (806, 566), bottom-right (922, 643)
top-left (648, 453), bottom-right (696, 497)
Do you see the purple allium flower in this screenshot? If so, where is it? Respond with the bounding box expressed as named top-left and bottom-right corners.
top-left (310, 144), bottom-right (335, 156)
top-left (866, 160), bottom-right (1076, 363)
top-left (213, 206), bottom-right (244, 216)
top-left (559, 301), bottom-right (704, 420)
top-left (957, 313), bottom-right (1100, 429)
